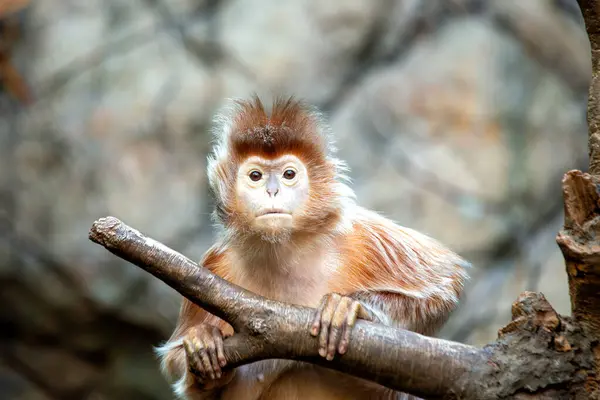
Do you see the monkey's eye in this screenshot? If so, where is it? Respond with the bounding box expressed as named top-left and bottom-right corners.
top-left (283, 169), bottom-right (296, 180)
top-left (249, 170), bottom-right (262, 181)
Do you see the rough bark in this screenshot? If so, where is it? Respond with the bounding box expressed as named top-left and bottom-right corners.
top-left (89, 217), bottom-right (597, 399)
top-left (567, 3), bottom-right (600, 398)
top-left (578, 0), bottom-right (600, 175)
top-left (555, 171), bottom-right (600, 399)
top-left (557, 171), bottom-right (600, 343)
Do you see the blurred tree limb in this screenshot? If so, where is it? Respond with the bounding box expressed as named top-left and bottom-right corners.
top-left (0, 0), bottom-right (32, 105)
top-left (0, 0), bottom-right (29, 16)
top-left (88, 1), bottom-right (600, 398)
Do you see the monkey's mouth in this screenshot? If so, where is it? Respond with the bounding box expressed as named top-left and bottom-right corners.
top-left (256, 209), bottom-right (291, 218)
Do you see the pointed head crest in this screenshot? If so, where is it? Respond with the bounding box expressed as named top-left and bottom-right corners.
top-left (227, 96), bottom-right (330, 163)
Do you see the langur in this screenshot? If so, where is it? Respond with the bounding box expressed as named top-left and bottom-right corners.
top-left (156, 96), bottom-right (470, 400)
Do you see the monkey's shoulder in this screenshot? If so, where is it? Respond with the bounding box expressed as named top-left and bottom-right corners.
top-left (332, 206), bottom-right (470, 298)
top-left (198, 242), bottom-right (235, 280)
top-left (340, 206), bottom-right (445, 255)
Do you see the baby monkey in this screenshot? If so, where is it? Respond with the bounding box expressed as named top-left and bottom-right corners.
top-left (156, 96), bottom-right (470, 400)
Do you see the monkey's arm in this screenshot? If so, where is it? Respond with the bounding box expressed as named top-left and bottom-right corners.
top-left (155, 299), bottom-right (234, 400)
top-left (331, 207), bottom-right (470, 336)
top-left (156, 245), bottom-right (236, 400)
top-left (346, 291), bottom-right (454, 336)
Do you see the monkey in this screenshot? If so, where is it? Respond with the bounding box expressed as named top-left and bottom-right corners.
top-left (155, 95), bottom-right (470, 400)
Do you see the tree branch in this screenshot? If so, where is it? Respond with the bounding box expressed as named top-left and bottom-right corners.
top-left (569, 1), bottom-right (600, 346)
top-left (556, 170), bottom-right (600, 343)
top-left (88, 216), bottom-right (487, 399)
top-left (577, 0), bottom-right (600, 174)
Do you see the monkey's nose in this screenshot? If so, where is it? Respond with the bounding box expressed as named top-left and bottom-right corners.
top-left (266, 175), bottom-right (279, 197)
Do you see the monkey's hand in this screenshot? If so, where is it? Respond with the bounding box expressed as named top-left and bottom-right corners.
top-left (183, 324), bottom-right (235, 391)
top-left (309, 293), bottom-right (373, 361)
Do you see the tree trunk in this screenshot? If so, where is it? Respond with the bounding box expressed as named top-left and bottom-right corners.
top-left (88, 2), bottom-right (600, 398)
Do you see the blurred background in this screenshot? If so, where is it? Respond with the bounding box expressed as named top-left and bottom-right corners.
top-left (0, 0), bottom-right (592, 399)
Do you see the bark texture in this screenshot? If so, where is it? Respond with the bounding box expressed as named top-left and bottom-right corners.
top-left (578, 0), bottom-right (600, 175)
top-left (557, 170), bottom-right (600, 343)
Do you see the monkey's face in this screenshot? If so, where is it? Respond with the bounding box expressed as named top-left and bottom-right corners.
top-left (235, 154), bottom-right (310, 237)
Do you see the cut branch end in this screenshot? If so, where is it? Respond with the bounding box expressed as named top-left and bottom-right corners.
top-left (557, 170), bottom-right (600, 342)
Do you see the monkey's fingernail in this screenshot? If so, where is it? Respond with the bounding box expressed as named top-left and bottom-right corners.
top-left (216, 371), bottom-right (222, 379)
top-left (311, 327), bottom-right (318, 336)
top-left (319, 348), bottom-right (327, 357)
top-left (220, 359), bottom-right (226, 367)
top-left (328, 346), bottom-right (336, 358)
top-left (338, 342), bottom-right (347, 354)
top-left (326, 353), bottom-right (334, 361)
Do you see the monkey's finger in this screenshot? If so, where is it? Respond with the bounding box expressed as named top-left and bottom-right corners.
top-left (183, 339), bottom-right (194, 367)
top-left (310, 295), bottom-right (328, 336)
top-left (339, 300), bottom-right (361, 354)
top-left (318, 294), bottom-right (340, 358)
top-left (202, 329), bottom-right (221, 378)
top-left (183, 338), bottom-right (193, 358)
top-left (195, 331), bottom-right (216, 377)
top-left (327, 297), bottom-right (352, 360)
top-left (198, 345), bottom-right (215, 380)
top-left (213, 330), bottom-right (227, 368)
top-left (357, 302), bottom-right (374, 321)
top-left (209, 329), bottom-right (225, 374)
top-left (184, 339), bottom-right (203, 377)
top-left (193, 333), bottom-right (214, 380)
top-left (207, 345), bottom-right (221, 379)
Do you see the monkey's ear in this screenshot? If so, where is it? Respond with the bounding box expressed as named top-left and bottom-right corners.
top-left (207, 154), bottom-right (235, 213)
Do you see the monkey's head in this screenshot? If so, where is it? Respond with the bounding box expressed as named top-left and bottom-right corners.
top-left (207, 96), bottom-right (354, 243)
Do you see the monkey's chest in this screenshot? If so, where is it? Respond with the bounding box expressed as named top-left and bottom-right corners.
top-left (235, 258), bottom-right (337, 307)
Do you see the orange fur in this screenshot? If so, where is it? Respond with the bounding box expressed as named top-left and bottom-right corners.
top-left (329, 207), bottom-right (468, 334)
top-left (229, 96), bottom-right (328, 164)
top-left (156, 96), bottom-right (470, 400)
